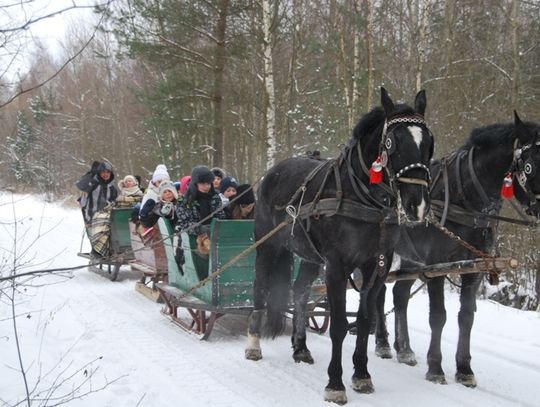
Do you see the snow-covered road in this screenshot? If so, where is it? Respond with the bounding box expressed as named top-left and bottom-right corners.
top-left (1, 193), bottom-right (539, 406)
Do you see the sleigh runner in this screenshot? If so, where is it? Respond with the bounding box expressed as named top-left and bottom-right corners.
top-left (151, 217), bottom-right (333, 339)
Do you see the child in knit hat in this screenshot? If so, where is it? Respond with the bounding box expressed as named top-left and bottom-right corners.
top-left (219, 176), bottom-right (239, 205)
top-left (139, 180), bottom-right (178, 229)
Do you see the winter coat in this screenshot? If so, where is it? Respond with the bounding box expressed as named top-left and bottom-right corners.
top-left (139, 181), bottom-right (178, 228)
top-left (76, 161), bottom-right (118, 223)
top-left (175, 191), bottom-right (225, 236)
top-left (139, 199), bottom-right (178, 228)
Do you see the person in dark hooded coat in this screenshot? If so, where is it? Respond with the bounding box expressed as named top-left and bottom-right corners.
top-left (76, 160), bottom-right (118, 224)
top-left (76, 160), bottom-right (118, 257)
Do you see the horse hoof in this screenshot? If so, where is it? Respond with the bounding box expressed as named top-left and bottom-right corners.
top-left (426, 372), bottom-right (447, 385)
top-left (375, 344), bottom-right (392, 359)
top-left (293, 349), bottom-right (314, 364)
top-left (245, 348), bottom-right (262, 361)
top-left (455, 373), bottom-right (477, 388)
top-left (351, 377), bottom-right (374, 394)
top-left (324, 388), bottom-right (347, 405)
top-left (396, 350), bottom-right (417, 366)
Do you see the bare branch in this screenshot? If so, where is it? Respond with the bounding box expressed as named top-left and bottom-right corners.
top-left (0, 0), bottom-right (114, 108)
top-left (0, 2), bottom-right (112, 33)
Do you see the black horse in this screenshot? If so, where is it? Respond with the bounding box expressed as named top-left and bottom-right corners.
top-left (245, 88), bottom-right (434, 404)
top-left (372, 112), bottom-right (540, 388)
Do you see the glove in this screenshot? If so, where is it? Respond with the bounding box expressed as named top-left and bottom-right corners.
top-left (160, 202), bottom-right (174, 217)
top-left (196, 233), bottom-right (211, 256)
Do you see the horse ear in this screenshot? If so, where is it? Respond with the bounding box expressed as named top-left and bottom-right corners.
top-left (380, 87), bottom-right (395, 116)
top-left (414, 90), bottom-right (427, 116)
top-left (514, 110), bottom-right (532, 144)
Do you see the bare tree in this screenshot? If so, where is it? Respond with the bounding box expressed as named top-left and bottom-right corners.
top-left (0, 0), bottom-right (114, 109)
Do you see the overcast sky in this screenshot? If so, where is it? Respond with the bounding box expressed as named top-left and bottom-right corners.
top-left (0, 0), bottom-right (98, 80)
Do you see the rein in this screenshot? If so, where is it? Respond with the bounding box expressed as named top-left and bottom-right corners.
top-left (430, 145), bottom-right (539, 228)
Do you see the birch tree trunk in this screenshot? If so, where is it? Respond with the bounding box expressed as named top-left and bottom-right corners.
top-left (352, 0), bottom-right (361, 119)
top-left (262, 0), bottom-right (277, 169)
top-left (510, 0), bottom-right (520, 109)
top-left (364, 0), bottom-right (374, 111)
top-left (213, 0), bottom-right (229, 167)
top-left (415, 1), bottom-right (430, 93)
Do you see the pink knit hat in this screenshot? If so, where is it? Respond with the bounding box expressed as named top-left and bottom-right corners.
top-left (179, 175), bottom-right (191, 195)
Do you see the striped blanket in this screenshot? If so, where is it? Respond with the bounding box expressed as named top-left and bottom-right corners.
top-left (88, 210), bottom-right (111, 257)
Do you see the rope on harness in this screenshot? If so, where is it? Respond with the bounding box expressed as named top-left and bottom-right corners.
top-left (286, 186), bottom-right (306, 236)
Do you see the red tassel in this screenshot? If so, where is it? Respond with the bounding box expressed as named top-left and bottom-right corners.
top-left (500, 173), bottom-right (514, 199)
top-left (370, 157), bottom-right (383, 184)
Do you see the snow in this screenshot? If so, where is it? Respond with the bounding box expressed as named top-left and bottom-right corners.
top-left (1, 192), bottom-right (540, 406)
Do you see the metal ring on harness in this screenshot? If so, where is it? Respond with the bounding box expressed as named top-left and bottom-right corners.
top-left (286, 186), bottom-right (307, 236)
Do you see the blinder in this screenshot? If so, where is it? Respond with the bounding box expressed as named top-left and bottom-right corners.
top-left (514, 140), bottom-right (539, 181)
top-left (512, 139), bottom-right (540, 210)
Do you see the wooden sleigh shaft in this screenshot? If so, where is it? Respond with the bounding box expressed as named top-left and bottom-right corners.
top-left (386, 257), bottom-right (518, 283)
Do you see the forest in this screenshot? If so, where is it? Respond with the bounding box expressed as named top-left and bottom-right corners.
top-left (0, 0), bottom-right (538, 310)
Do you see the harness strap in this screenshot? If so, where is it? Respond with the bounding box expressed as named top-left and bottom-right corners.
top-left (360, 221), bottom-right (388, 318)
top-left (296, 197), bottom-right (397, 224)
top-left (275, 159), bottom-right (331, 211)
top-left (346, 145), bottom-right (386, 208)
top-left (440, 156), bottom-right (450, 226)
top-left (455, 150), bottom-right (470, 210)
top-left (468, 146), bottom-right (491, 206)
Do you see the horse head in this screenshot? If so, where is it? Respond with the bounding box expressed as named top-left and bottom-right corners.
top-left (512, 111), bottom-right (540, 219)
top-left (377, 87), bottom-right (434, 223)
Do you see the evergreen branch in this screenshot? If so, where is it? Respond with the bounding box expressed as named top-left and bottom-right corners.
top-left (155, 34), bottom-right (214, 70)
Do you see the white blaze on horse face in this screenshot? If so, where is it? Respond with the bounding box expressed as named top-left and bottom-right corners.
top-left (416, 197), bottom-right (427, 220)
top-left (408, 126), bottom-right (424, 150)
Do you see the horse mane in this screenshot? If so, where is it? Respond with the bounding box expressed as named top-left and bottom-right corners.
top-left (463, 123), bottom-right (515, 150)
top-left (352, 104), bottom-right (417, 141)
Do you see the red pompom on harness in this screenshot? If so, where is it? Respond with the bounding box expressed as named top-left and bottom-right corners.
top-left (500, 173), bottom-right (514, 199)
top-left (370, 156), bottom-right (384, 184)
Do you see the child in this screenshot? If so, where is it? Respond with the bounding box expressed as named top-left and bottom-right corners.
top-left (210, 167), bottom-right (226, 191)
top-left (116, 175), bottom-right (143, 208)
top-left (219, 176), bottom-right (238, 205)
top-left (139, 180), bottom-right (178, 229)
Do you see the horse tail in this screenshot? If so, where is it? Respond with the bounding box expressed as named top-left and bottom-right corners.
top-left (264, 250), bottom-right (293, 339)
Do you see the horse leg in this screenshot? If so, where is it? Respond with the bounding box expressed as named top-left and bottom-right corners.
top-left (455, 273), bottom-right (481, 388)
top-left (425, 277), bottom-right (447, 384)
top-left (374, 284), bottom-right (392, 359)
top-left (245, 247), bottom-right (273, 361)
top-left (323, 261), bottom-right (349, 405)
top-left (352, 259), bottom-right (387, 395)
top-left (393, 279), bottom-right (417, 365)
top-left (291, 261), bottom-right (320, 364)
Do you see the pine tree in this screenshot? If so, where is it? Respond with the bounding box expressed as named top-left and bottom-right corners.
top-left (7, 111), bottom-right (35, 184)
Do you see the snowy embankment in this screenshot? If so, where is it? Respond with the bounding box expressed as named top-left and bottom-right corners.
top-left (1, 192), bottom-right (539, 407)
